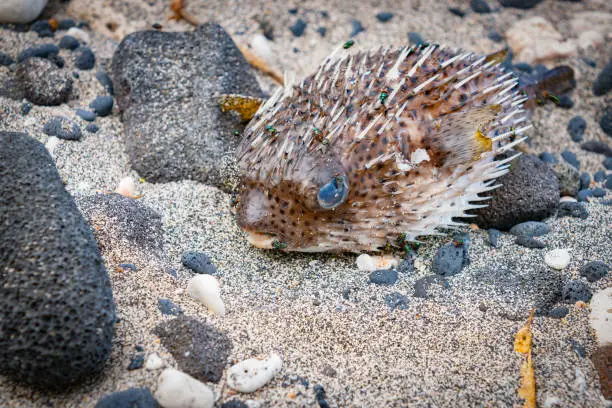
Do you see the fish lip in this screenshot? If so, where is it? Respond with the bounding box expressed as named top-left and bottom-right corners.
top-left (245, 231), bottom-right (276, 249)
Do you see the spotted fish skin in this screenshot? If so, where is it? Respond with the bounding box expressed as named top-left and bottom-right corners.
top-left (235, 43), bottom-right (531, 252)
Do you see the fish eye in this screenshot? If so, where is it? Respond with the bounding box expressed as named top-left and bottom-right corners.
top-left (317, 175), bottom-right (349, 209)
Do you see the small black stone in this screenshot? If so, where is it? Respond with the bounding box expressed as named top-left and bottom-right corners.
top-left (30, 20), bottom-right (53, 38)
top-left (221, 400), bottom-right (248, 408)
top-left (594, 170), bottom-right (605, 182)
top-left (18, 43), bottom-right (59, 63)
top-left (513, 62), bottom-right (533, 73)
top-left (289, 19), bottom-right (307, 37)
top-left (561, 150), bottom-right (580, 169)
top-left (487, 30), bottom-right (504, 43)
top-left (579, 172), bottom-right (591, 190)
top-left (135, 345), bottom-right (144, 352)
top-left (376, 12), bottom-right (394, 22)
top-left (20, 102), bottom-right (32, 116)
top-left (515, 236), bottom-right (546, 249)
top-left (73, 71), bottom-right (79, 79)
top-left (556, 95), bottom-right (573, 109)
top-left (593, 61), bottom-right (612, 96)
top-left (182, 251), bottom-right (217, 274)
top-left (448, 7), bottom-right (466, 17)
top-left (43, 116), bottom-right (82, 140)
top-left (89, 95), bottom-right (114, 117)
top-left (288, 7), bottom-right (298, 14)
top-left (94, 388), bottom-right (158, 408)
top-left (581, 140), bottom-right (612, 157)
top-left (158, 298), bottom-right (183, 316)
top-left (86, 123), bottom-right (99, 133)
top-left (583, 58), bottom-right (596, 68)
top-left (471, 0), bottom-right (492, 13)
top-left (408, 32), bottom-right (425, 45)
top-left (74, 47), bottom-right (96, 70)
top-left (509, 221), bottom-right (549, 237)
top-left (432, 242), bottom-right (468, 276)
top-left (548, 306), bottom-right (569, 319)
top-left (316, 27), bottom-right (327, 37)
top-left (58, 19), bottom-right (76, 30)
top-left (600, 107), bottom-right (612, 137)
top-left (350, 19), bottom-right (365, 37)
top-left (577, 188), bottom-right (605, 202)
top-left (606, 174), bottom-right (612, 189)
top-left (562, 280), bottom-right (592, 303)
top-left (118, 263), bottom-right (137, 272)
top-left (76, 108), bottom-right (96, 122)
top-left (385, 292), bottom-right (409, 311)
top-left (488, 228), bottom-right (502, 247)
top-left (580, 261), bottom-right (609, 283)
top-left (499, 0), bottom-right (542, 8)
top-left (127, 354), bottom-right (145, 370)
top-left (47, 54), bottom-right (65, 68)
top-left (314, 384), bottom-right (330, 408)
top-left (557, 201), bottom-right (588, 219)
top-left (59, 35), bottom-right (80, 50)
top-left (369, 269), bottom-right (398, 285)
top-left (539, 152), bottom-right (557, 164)
top-left (605, 157), bottom-right (612, 170)
top-left (0, 50), bottom-right (14, 66)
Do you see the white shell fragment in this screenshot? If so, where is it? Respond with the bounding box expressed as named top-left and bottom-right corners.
top-left (227, 353), bottom-right (283, 393)
top-left (544, 248), bottom-right (571, 270)
top-left (154, 368), bottom-right (214, 408)
top-left (145, 353), bottom-right (164, 370)
top-left (116, 176), bottom-right (136, 197)
top-left (187, 275), bottom-right (225, 316)
top-left (356, 254), bottom-right (400, 271)
top-left (589, 288), bottom-right (612, 347)
top-left (45, 136), bottom-right (60, 157)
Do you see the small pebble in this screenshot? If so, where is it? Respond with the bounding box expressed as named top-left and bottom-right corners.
top-left (0, 50), bottom-right (14, 66)
top-left (316, 27), bottom-right (326, 37)
top-left (43, 116), bottom-right (82, 141)
top-left (75, 47), bottom-right (96, 70)
top-left (59, 35), bottom-right (80, 50)
top-left (115, 176), bottom-right (136, 197)
top-left (509, 221), bottom-right (549, 237)
top-left (432, 242), bottom-right (468, 276)
top-left (561, 150), bottom-right (580, 169)
top-left (515, 236), bottom-right (546, 249)
top-left (221, 400), bottom-right (248, 408)
top-left (581, 140), bottom-right (612, 157)
top-left (20, 102), bottom-right (32, 115)
top-left (579, 261), bottom-right (609, 283)
top-left (408, 32), bottom-right (425, 45)
top-left (145, 354), bottom-right (164, 370)
top-left (606, 174), bottom-right (612, 190)
top-left (562, 280), bottom-right (592, 303)
top-left (73, 71), bottom-right (79, 79)
top-left (604, 157), bottom-right (612, 170)
top-left (539, 152), bottom-right (557, 164)
top-left (471, 0), bottom-right (492, 13)
top-left (94, 388), bottom-right (157, 408)
top-left (187, 275), bottom-right (225, 316)
top-left (66, 27), bottom-right (90, 44)
top-left (227, 354), bottom-right (282, 393)
top-left (579, 172), bottom-right (591, 190)
top-left (314, 384), bottom-right (330, 408)
top-left (548, 306), bottom-right (569, 319)
top-left (557, 201), bottom-right (588, 219)
top-left (18, 43), bottom-right (59, 63)
top-left (487, 30), bottom-right (504, 43)
top-left (135, 345), bottom-right (144, 352)
top-left (544, 248), bottom-right (571, 270)
top-left (289, 19), bottom-right (306, 37)
top-left (369, 269), bottom-right (398, 285)
top-left (375, 12), bottom-right (394, 22)
top-left (448, 7), bottom-right (466, 17)
top-left (76, 108), bottom-right (95, 122)
top-left (86, 123), bottom-right (99, 133)
top-left (593, 61), bottom-right (612, 96)
top-left (513, 62), bottom-right (533, 73)
top-left (182, 251), bottom-right (217, 275)
top-left (593, 170), bottom-right (605, 183)
top-left (600, 107), bottom-right (612, 137)
top-left (385, 292), bottom-right (409, 311)
top-left (89, 95), bottom-right (113, 116)
top-left (158, 299), bottom-right (183, 316)
top-left (499, 0), bottom-right (542, 9)
top-left (155, 368), bottom-right (214, 408)
top-left (288, 7), bottom-right (298, 14)
top-left (556, 95), bottom-right (573, 109)
top-left (128, 354), bottom-right (145, 370)
top-left (577, 188), bottom-right (606, 202)
top-left (30, 20), bottom-right (53, 38)
top-left (350, 19), bottom-right (365, 37)
top-left (488, 228), bottom-right (502, 247)
top-left (567, 116), bottom-right (586, 142)
top-left (58, 19), bottom-right (76, 30)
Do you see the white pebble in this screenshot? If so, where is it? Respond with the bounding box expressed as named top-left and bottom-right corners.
top-left (0, 0), bottom-right (47, 23)
top-left (544, 248), bottom-right (571, 270)
top-left (559, 196), bottom-right (577, 202)
top-left (145, 353), bottom-right (164, 370)
top-left (66, 27), bottom-right (91, 44)
top-left (154, 368), bottom-right (214, 408)
top-left (356, 254), bottom-right (399, 271)
top-left (45, 136), bottom-right (60, 157)
top-left (589, 287), bottom-right (612, 347)
top-left (227, 353), bottom-right (282, 393)
top-left (249, 34), bottom-right (274, 63)
top-left (116, 176), bottom-right (136, 197)
top-left (356, 254), bottom-right (376, 271)
top-left (187, 275), bottom-right (225, 316)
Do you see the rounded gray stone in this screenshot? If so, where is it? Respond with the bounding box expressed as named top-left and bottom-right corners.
top-left (15, 57), bottom-right (73, 106)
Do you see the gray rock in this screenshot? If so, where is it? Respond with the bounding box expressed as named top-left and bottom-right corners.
top-left (515, 236), bottom-right (546, 249)
top-left (158, 299), bottom-right (183, 316)
top-left (488, 228), bottom-right (502, 247)
top-left (581, 140), bottom-right (612, 157)
top-left (95, 71), bottom-right (114, 95)
top-left (111, 23), bottom-right (263, 192)
top-left (557, 201), bottom-right (589, 219)
top-left (413, 275), bottom-right (449, 299)
top-left (509, 221), bottom-right (549, 237)
top-left (76, 108), bottom-right (96, 122)
top-left (567, 116), bottom-right (586, 143)
top-left (473, 154), bottom-right (559, 230)
top-left (89, 95), bottom-right (114, 116)
top-left (552, 162), bottom-right (580, 197)
top-left (95, 388), bottom-right (158, 408)
top-left (43, 116), bottom-right (82, 140)
top-left (154, 316), bottom-right (232, 383)
top-left (579, 261), bottom-right (609, 283)
top-left (369, 269), bottom-right (398, 285)
top-left (15, 57), bottom-right (73, 106)
top-left (593, 61), bottom-right (612, 96)
top-left (59, 35), bottom-right (79, 51)
top-left (0, 132), bottom-right (115, 389)
top-left (74, 47), bottom-right (96, 70)
top-left (579, 172), bottom-right (591, 191)
top-left (432, 242), bottom-right (468, 277)
top-left (562, 280), bottom-right (592, 303)
top-left (385, 292), bottom-right (409, 311)
top-left (182, 251), bottom-right (217, 275)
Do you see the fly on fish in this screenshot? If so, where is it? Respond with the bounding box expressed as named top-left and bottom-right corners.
top-left (220, 42), bottom-right (574, 252)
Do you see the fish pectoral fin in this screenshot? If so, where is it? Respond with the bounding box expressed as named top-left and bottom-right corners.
top-left (218, 93), bottom-right (266, 122)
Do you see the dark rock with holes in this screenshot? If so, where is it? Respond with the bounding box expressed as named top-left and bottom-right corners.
top-left (548, 306), bottom-right (569, 319)
top-left (154, 316), bottom-right (232, 383)
top-left (0, 50), bottom-right (14, 66)
top-left (600, 107), bottom-right (612, 137)
top-left (96, 71), bottom-right (114, 95)
top-left (95, 388), bottom-right (158, 408)
top-left (375, 12), bottom-right (394, 22)
top-left (0, 132), bottom-right (115, 389)
top-left (75, 47), bottom-right (96, 70)
top-left (593, 61), bottom-right (612, 96)
top-left (581, 140), bottom-right (612, 157)
top-left (43, 116), bottom-right (82, 140)
top-left (471, 0), bottom-right (492, 13)
top-left (580, 261), bottom-right (609, 283)
top-left (515, 236), bottom-right (546, 249)
top-left (552, 162), bottom-right (580, 197)
top-left (432, 242), bottom-right (468, 276)
top-left (369, 269), bottom-right (398, 285)
top-left (15, 58), bottom-right (73, 106)
top-left (290, 19), bottom-right (307, 37)
top-left (557, 201), bottom-right (588, 219)
top-left (111, 23), bottom-right (263, 192)
top-left (90, 95), bottom-right (114, 116)
top-left (499, 0), bottom-right (542, 8)
top-left (561, 150), bottom-right (580, 169)
top-left (509, 221), bottom-right (549, 237)
top-left (473, 154), bottom-right (559, 230)
top-left (567, 116), bottom-right (586, 142)
top-left (59, 35), bottom-right (80, 50)
top-left (182, 251), bottom-right (217, 275)
top-left (18, 44), bottom-right (59, 63)
top-left (488, 228), bottom-right (502, 247)
top-left (385, 292), bottom-right (409, 311)
top-left (562, 280), bottom-right (592, 303)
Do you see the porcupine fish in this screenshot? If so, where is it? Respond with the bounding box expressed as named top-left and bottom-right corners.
top-left (221, 42), bottom-right (573, 252)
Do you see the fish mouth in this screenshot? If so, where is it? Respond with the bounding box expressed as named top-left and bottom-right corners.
top-left (245, 231), bottom-right (277, 249)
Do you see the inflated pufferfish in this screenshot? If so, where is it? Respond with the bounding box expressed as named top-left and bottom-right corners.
top-left (223, 42), bottom-right (571, 252)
